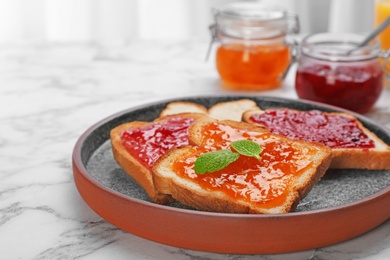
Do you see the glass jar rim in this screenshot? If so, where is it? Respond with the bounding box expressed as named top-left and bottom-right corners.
top-left (212, 2), bottom-right (290, 39)
top-left (214, 2), bottom-right (287, 22)
top-left (300, 32), bottom-right (381, 62)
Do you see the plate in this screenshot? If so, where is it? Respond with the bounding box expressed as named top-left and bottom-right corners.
top-left (72, 96), bottom-right (390, 254)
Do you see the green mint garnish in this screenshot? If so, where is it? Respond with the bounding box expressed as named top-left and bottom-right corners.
top-left (231, 140), bottom-right (262, 160)
top-left (193, 140), bottom-right (263, 174)
top-left (194, 150), bottom-right (239, 174)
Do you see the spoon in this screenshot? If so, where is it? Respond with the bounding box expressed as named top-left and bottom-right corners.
top-left (346, 15), bottom-right (390, 54)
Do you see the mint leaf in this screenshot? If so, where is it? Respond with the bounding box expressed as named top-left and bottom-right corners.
top-left (231, 140), bottom-right (262, 160)
top-left (194, 150), bottom-right (239, 174)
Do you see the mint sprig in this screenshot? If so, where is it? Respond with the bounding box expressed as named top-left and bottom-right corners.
top-left (194, 150), bottom-right (239, 174)
top-left (194, 140), bottom-right (263, 174)
top-left (231, 140), bottom-right (262, 160)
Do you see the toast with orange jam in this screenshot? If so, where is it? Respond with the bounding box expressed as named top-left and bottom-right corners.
top-left (152, 117), bottom-right (332, 214)
top-left (242, 108), bottom-right (390, 170)
top-left (110, 113), bottom-right (206, 204)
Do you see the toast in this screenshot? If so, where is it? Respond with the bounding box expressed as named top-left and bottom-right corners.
top-left (159, 99), bottom-right (260, 121)
top-left (152, 117), bottom-right (332, 214)
top-left (110, 113), bottom-right (206, 204)
top-left (208, 99), bottom-right (260, 121)
top-left (242, 108), bottom-right (390, 170)
top-left (159, 101), bottom-right (208, 117)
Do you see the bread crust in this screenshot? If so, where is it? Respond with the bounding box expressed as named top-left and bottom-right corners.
top-left (160, 99), bottom-right (260, 121)
top-left (153, 118), bottom-right (332, 214)
top-left (110, 113), bottom-right (206, 204)
top-left (208, 99), bottom-right (260, 121)
top-left (243, 108), bottom-right (390, 170)
top-left (159, 101), bottom-right (208, 118)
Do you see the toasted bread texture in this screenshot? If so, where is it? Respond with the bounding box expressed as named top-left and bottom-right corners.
top-left (110, 113), bottom-right (206, 204)
top-left (159, 99), bottom-right (260, 121)
top-left (208, 99), bottom-right (260, 121)
top-left (159, 101), bottom-right (208, 117)
top-left (242, 108), bottom-right (390, 170)
top-left (153, 117), bottom-right (332, 214)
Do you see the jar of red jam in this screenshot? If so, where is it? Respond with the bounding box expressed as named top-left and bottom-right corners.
top-left (295, 33), bottom-right (387, 114)
top-left (210, 2), bottom-right (299, 91)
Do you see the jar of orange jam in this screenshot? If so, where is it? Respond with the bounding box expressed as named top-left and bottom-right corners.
top-left (210, 2), bottom-right (299, 91)
top-left (295, 33), bottom-right (388, 114)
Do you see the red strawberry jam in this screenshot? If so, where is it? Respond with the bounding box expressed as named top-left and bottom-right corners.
top-left (249, 109), bottom-right (375, 149)
top-left (295, 63), bottom-right (383, 114)
top-left (120, 117), bottom-right (196, 170)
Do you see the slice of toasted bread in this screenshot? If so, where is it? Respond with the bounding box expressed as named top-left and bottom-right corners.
top-left (160, 99), bottom-right (259, 121)
top-left (243, 108), bottom-right (390, 170)
top-left (153, 117), bottom-right (332, 214)
top-left (110, 113), bottom-right (206, 204)
top-left (159, 101), bottom-right (208, 118)
top-left (208, 99), bottom-right (260, 121)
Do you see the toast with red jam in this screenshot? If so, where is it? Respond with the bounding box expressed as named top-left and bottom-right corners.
top-left (242, 108), bottom-right (390, 170)
top-left (110, 113), bottom-right (206, 204)
top-left (152, 117), bottom-right (332, 214)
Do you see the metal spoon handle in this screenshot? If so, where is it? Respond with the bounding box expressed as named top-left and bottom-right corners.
top-left (358, 15), bottom-right (390, 48)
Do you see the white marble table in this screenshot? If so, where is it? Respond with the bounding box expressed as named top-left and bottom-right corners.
top-left (1, 41), bottom-right (390, 260)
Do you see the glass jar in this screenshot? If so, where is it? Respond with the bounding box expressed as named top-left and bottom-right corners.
top-left (210, 2), bottom-right (299, 91)
top-left (295, 33), bottom-right (387, 114)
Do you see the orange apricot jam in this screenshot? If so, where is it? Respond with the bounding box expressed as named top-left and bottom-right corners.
top-left (249, 109), bottom-right (375, 149)
top-left (172, 122), bottom-right (319, 208)
top-left (120, 117), bottom-right (196, 171)
top-left (216, 43), bottom-right (290, 91)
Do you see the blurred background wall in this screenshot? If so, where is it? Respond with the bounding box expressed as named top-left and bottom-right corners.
top-left (0, 0), bottom-right (375, 45)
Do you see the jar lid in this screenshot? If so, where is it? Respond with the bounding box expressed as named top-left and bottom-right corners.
top-left (213, 2), bottom-right (289, 39)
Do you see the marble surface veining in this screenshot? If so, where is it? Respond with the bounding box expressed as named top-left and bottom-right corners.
top-left (0, 41), bottom-right (390, 260)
